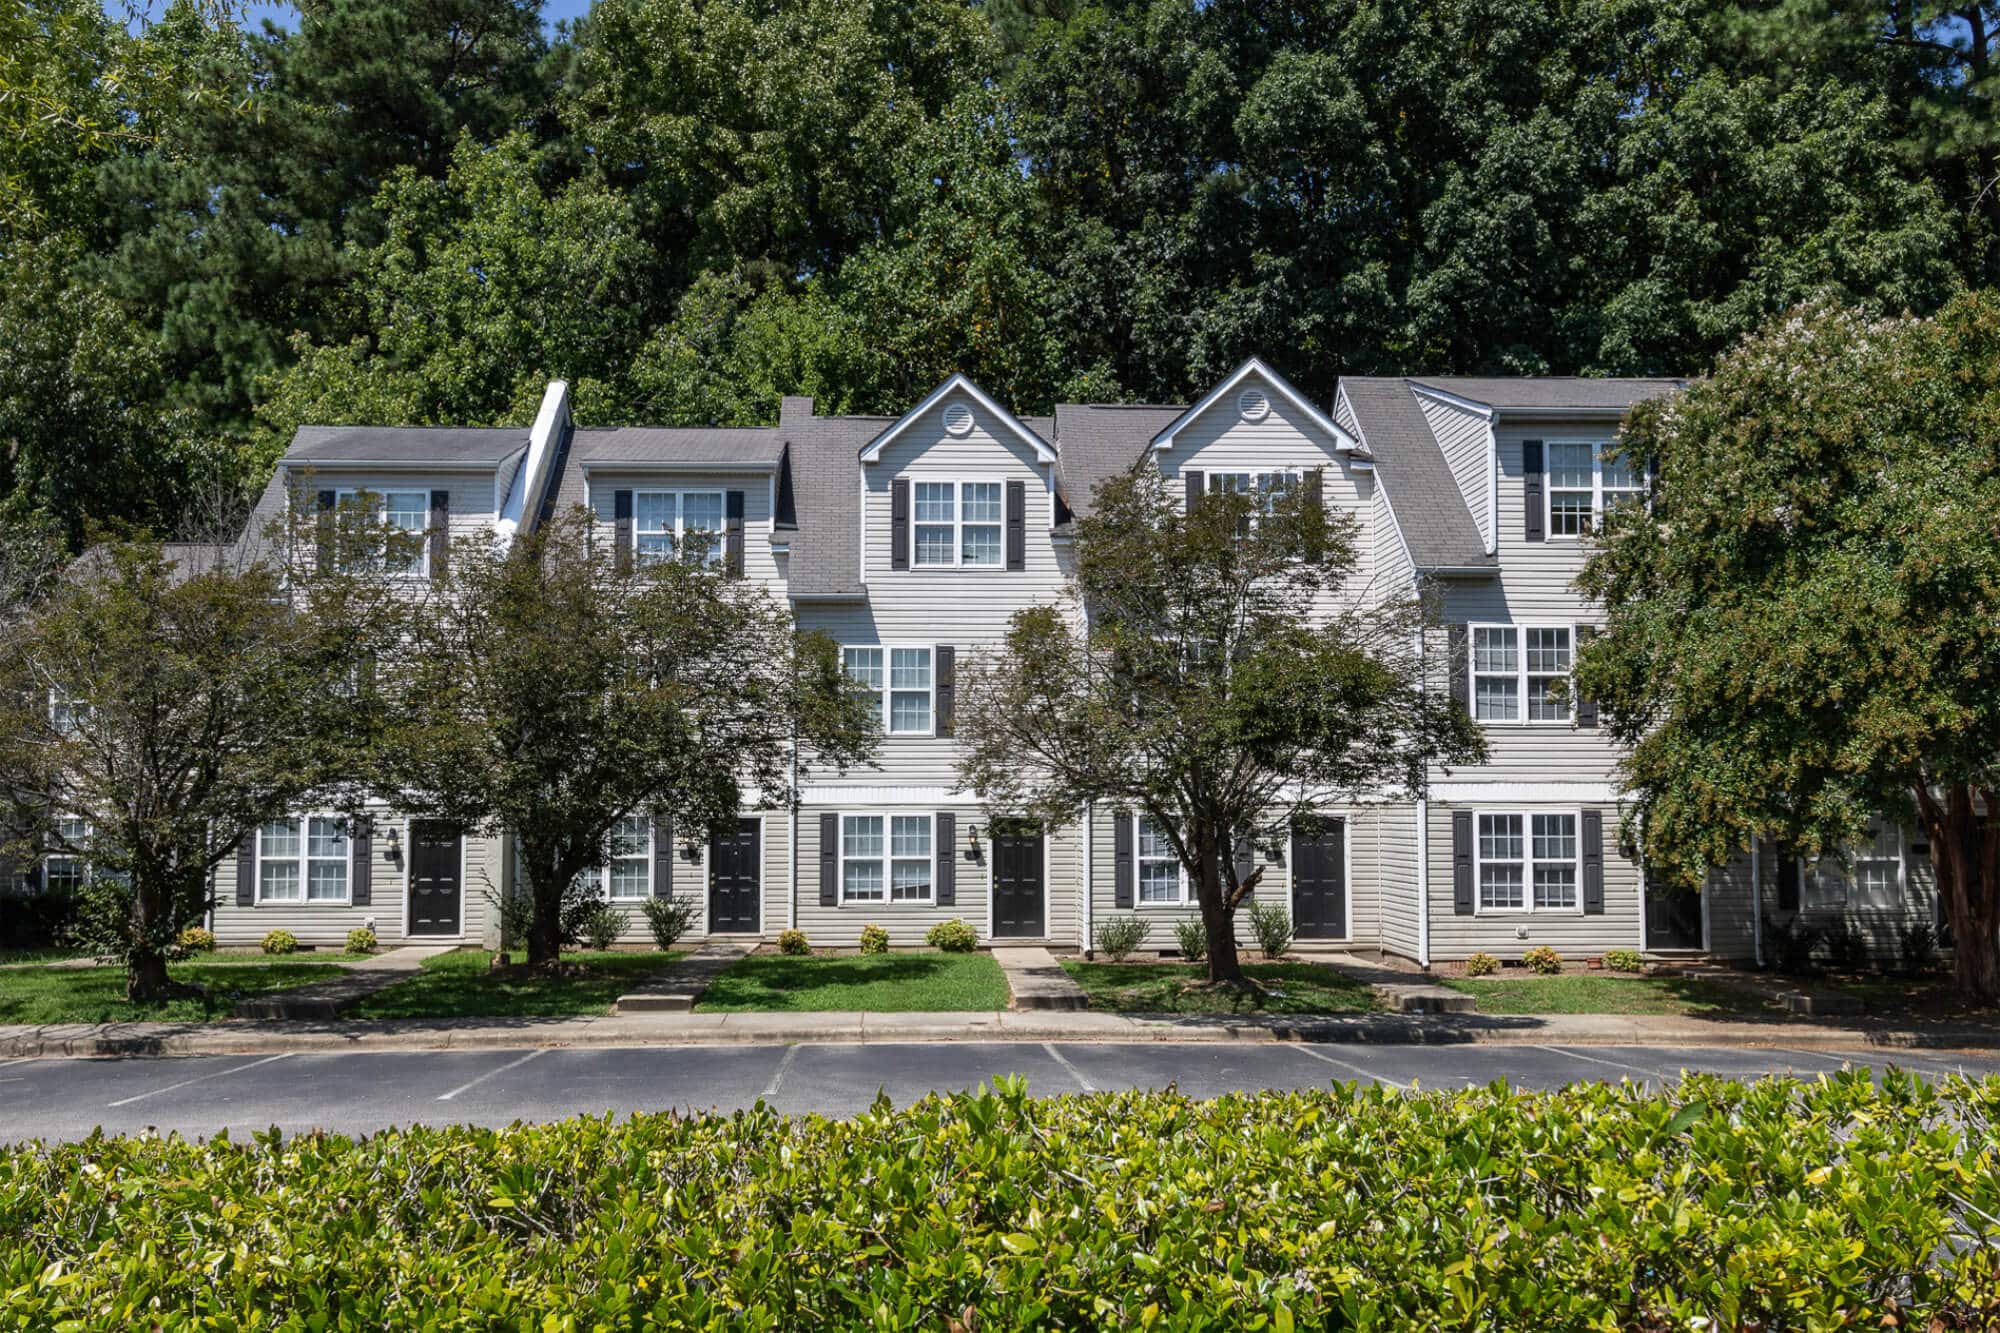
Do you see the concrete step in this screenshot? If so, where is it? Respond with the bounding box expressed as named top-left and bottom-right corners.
top-left (992, 946), bottom-right (1091, 1011)
top-left (612, 939), bottom-right (757, 1015)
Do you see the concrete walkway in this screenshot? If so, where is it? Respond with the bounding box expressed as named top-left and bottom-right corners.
top-left (231, 946), bottom-right (452, 1020)
top-left (1300, 951), bottom-right (1474, 1013)
top-left (613, 938), bottom-right (757, 1013)
top-left (992, 946), bottom-right (1089, 1011)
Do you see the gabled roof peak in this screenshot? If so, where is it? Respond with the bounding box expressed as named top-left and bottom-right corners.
top-left (1149, 357), bottom-right (1357, 453)
top-left (858, 373), bottom-right (1057, 464)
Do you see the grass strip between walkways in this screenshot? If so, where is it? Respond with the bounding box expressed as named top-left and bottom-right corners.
top-left (0, 958), bottom-right (350, 1025)
top-left (348, 949), bottom-right (681, 1020)
top-left (1061, 958), bottom-right (1380, 1015)
top-left (693, 951), bottom-right (1009, 1012)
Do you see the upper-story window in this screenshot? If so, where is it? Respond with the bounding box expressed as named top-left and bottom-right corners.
top-left (1472, 624), bottom-right (1573, 724)
top-left (44, 814), bottom-right (91, 893)
top-left (912, 481), bottom-right (1003, 568)
top-left (842, 646), bottom-right (933, 735)
top-left (635, 491), bottom-right (723, 566)
top-left (1205, 472), bottom-right (1301, 536)
top-left (1546, 442), bottom-right (1645, 538)
top-left (336, 489), bottom-right (430, 577)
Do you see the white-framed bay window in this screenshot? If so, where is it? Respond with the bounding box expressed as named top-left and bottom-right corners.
top-left (335, 488), bottom-right (430, 577)
top-left (1135, 814), bottom-right (1190, 906)
top-left (257, 815), bottom-right (351, 904)
top-left (1546, 441), bottom-right (1645, 538)
top-left (634, 490), bottom-right (724, 566)
top-left (911, 480), bottom-right (1003, 568)
top-left (1476, 811), bottom-right (1580, 913)
top-left (841, 646), bottom-right (934, 735)
top-left (839, 813), bottom-right (933, 904)
top-left (1471, 623), bottom-right (1573, 724)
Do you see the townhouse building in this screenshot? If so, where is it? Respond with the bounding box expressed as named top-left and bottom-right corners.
top-left (186, 360), bottom-right (1941, 969)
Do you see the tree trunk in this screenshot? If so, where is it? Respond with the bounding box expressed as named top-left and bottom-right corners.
top-left (126, 948), bottom-right (175, 1003)
top-left (1196, 830), bottom-right (1245, 984)
top-left (527, 874), bottom-right (565, 968)
top-left (125, 872), bottom-right (182, 1003)
top-left (1917, 780), bottom-right (2000, 1004)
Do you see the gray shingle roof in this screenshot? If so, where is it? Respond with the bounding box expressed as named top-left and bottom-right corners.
top-left (284, 426), bottom-right (528, 466)
top-left (785, 401), bottom-right (888, 598)
top-left (1337, 379), bottom-right (1494, 571)
top-left (546, 426), bottom-right (784, 514)
top-left (1051, 404), bottom-right (1186, 519)
top-left (1406, 377), bottom-right (1684, 411)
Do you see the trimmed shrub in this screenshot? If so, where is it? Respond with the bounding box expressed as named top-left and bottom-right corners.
top-left (640, 895), bottom-right (699, 952)
top-left (173, 926), bottom-right (217, 958)
top-left (345, 927), bottom-right (378, 955)
top-left (1823, 917), bottom-right (1872, 973)
top-left (0, 887), bottom-right (79, 950)
top-left (777, 928), bottom-right (810, 956)
top-left (1601, 948), bottom-right (1643, 974)
top-left (925, 919), bottom-right (977, 953)
top-left (1522, 945), bottom-right (1563, 975)
top-left (1463, 951), bottom-right (1501, 977)
top-left (3, 1074), bottom-right (1996, 1328)
top-left (1172, 917), bottom-right (1207, 963)
top-left (260, 929), bottom-right (298, 956)
top-left (1901, 921), bottom-right (1941, 976)
top-left (1093, 915), bottom-right (1150, 961)
top-left (577, 902), bottom-right (627, 953)
top-left (858, 923), bottom-right (891, 955)
top-left (1764, 914), bottom-right (1822, 975)
top-left (1245, 900), bottom-right (1292, 959)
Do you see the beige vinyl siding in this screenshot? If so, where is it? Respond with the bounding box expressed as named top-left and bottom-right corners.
top-left (1761, 825), bottom-right (1938, 965)
top-left (585, 469), bottom-right (782, 587)
top-left (792, 805), bottom-right (984, 947)
top-left (1415, 394), bottom-right (1492, 552)
top-left (1042, 819), bottom-right (1081, 948)
top-left (1705, 849), bottom-right (1758, 961)
top-left (280, 467), bottom-right (501, 576)
top-left (1425, 802), bottom-right (1642, 962)
top-left (1375, 803), bottom-right (1421, 960)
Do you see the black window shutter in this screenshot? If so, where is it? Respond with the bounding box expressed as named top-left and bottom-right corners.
top-left (1451, 811), bottom-right (1474, 915)
top-left (935, 812), bottom-right (956, 906)
top-left (1005, 480), bottom-right (1026, 570)
top-left (236, 830), bottom-right (257, 907)
top-left (890, 479), bottom-right (909, 571)
top-left (1522, 440), bottom-right (1545, 542)
top-left (315, 490), bottom-right (337, 571)
top-left (724, 490), bottom-right (746, 577)
top-left (1233, 831), bottom-right (1254, 888)
top-left (934, 645), bottom-right (955, 737)
top-left (819, 812), bottom-right (839, 906)
top-left (1574, 625), bottom-right (1597, 728)
top-left (1581, 810), bottom-right (1604, 914)
top-left (653, 817), bottom-right (673, 898)
top-left (351, 815), bottom-right (372, 906)
top-left (1183, 470), bottom-right (1203, 512)
top-left (1113, 814), bottom-right (1135, 909)
top-left (1776, 844), bottom-right (1800, 912)
top-left (429, 490), bottom-right (449, 580)
top-left (613, 490), bottom-right (634, 574)
top-left (1448, 624), bottom-right (1470, 715)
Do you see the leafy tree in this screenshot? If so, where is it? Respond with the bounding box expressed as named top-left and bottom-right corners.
top-left (1577, 292), bottom-right (2000, 1001)
top-left (375, 510), bottom-right (874, 967)
top-left (957, 469), bottom-right (1482, 985)
top-left (0, 529), bottom-right (385, 1000)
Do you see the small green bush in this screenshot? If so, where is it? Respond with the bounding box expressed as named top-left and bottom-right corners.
top-left (1901, 921), bottom-right (1941, 976)
top-left (1522, 945), bottom-right (1563, 975)
top-left (777, 928), bottom-right (810, 956)
top-left (1763, 914), bottom-right (1822, 975)
top-left (1822, 916), bottom-right (1872, 973)
top-left (1094, 914), bottom-right (1151, 961)
top-left (577, 902), bottom-right (627, 953)
top-left (925, 919), bottom-right (977, 953)
top-left (1601, 948), bottom-right (1643, 974)
top-left (259, 929), bottom-right (298, 956)
top-left (172, 926), bottom-right (216, 958)
top-left (1463, 951), bottom-right (1500, 977)
top-left (640, 895), bottom-right (699, 951)
top-left (345, 927), bottom-right (378, 955)
top-left (1172, 917), bottom-right (1207, 963)
top-left (858, 923), bottom-right (891, 955)
top-left (1245, 900), bottom-right (1292, 959)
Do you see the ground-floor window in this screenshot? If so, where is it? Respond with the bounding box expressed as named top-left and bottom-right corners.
top-left (1476, 811), bottom-right (1578, 912)
top-left (1135, 814), bottom-right (1189, 905)
top-left (258, 815), bottom-right (350, 903)
top-left (841, 814), bottom-right (933, 904)
top-left (43, 814), bottom-right (91, 893)
top-left (1805, 824), bottom-right (1901, 910)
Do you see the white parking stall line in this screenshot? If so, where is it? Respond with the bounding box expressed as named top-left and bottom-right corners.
top-left (1539, 1045), bottom-right (1668, 1082)
top-left (436, 1049), bottom-right (544, 1102)
top-left (1291, 1045), bottom-right (1409, 1090)
top-left (106, 1052), bottom-right (294, 1108)
top-left (0, 1057), bottom-right (41, 1068)
top-left (761, 1044), bottom-right (801, 1099)
top-left (1042, 1043), bottom-right (1096, 1093)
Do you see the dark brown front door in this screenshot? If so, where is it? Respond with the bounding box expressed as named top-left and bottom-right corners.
top-left (709, 819), bottom-right (760, 934)
top-left (991, 822), bottom-right (1045, 938)
top-left (1291, 819), bottom-right (1347, 939)
top-left (407, 821), bottom-right (462, 936)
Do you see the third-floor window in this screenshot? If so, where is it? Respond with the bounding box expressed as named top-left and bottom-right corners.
top-left (912, 481), bottom-right (1003, 568)
top-left (337, 488), bottom-right (429, 577)
top-left (1546, 442), bottom-right (1644, 538)
top-left (635, 491), bottom-right (723, 566)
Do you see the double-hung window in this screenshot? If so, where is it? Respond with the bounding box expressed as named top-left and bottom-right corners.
top-left (257, 815), bottom-right (350, 903)
top-left (335, 489), bottom-right (430, 577)
top-left (842, 646), bottom-right (933, 735)
top-left (44, 814), bottom-right (90, 893)
top-left (605, 814), bottom-right (652, 901)
top-left (1547, 442), bottom-right (1644, 537)
top-left (1471, 624), bottom-right (1573, 724)
top-left (840, 814), bottom-right (933, 903)
top-left (1135, 814), bottom-right (1188, 905)
top-left (1207, 472), bottom-right (1299, 535)
top-left (1477, 812), bottom-right (1579, 912)
top-left (634, 491), bottom-right (724, 565)
top-left (1805, 824), bottom-right (1901, 910)
top-left (912, 481), bottom-right (1003, 568)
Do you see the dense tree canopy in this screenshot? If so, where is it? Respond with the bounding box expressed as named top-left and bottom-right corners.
top-left (4, 0), bottom-right (1995, 545)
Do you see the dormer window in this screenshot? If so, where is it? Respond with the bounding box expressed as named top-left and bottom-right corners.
top-left (335, 488), bottom-right (431, 577)
top-left (912, 481), bottom-right (1002, 568)
top-left (634, 490), bottom-right (723, 566)
top-left (1546, 443), bottom-right (1644, 538)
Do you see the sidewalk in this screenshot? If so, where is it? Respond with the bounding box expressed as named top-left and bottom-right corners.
top-left (231, 945), bottom-right (453, 1019)
top-left (6, 1006), bottom-right (2000, 1060)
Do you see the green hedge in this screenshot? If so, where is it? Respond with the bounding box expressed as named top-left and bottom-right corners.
top-left (3, 1073), bottom-right (1998, 1327)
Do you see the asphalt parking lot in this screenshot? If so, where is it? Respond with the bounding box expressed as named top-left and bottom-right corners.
top-left (3, 1041), bottom-right (1996, 1143)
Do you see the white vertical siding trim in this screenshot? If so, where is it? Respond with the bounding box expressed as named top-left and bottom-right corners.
top-left (1082, 800), bottom-right (1094, 951)
top-left (1415, 797), bottom-right (1430, 966)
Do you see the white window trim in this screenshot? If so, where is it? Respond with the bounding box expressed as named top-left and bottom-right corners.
top-left (600, 813), bottom-right (655, 903)
top-left (1803, 824), bottom-right (1904, 912)
top-left (842, 645), bottom-right (936, 737)
top-left (39, 814), bottom-right (93, 893)
top-left (908, 477), bottom-right (1005, 570)
top-left (334, 487), bottom-right (432, 579)
top-left (1470, 622), bottom-right (1576, 726)
top-left (1544, 439), bottom-right (1645, 540)
top-left (255, 813), bottom-right (354, 907)
top-left (1133, 813), bottom-right (1193, 908)
top-left (632, 488), bottom-right (726, 567)
top-left (1473, 809), bottom-right (1584, 916)
top-left (836, 811), bottom-right (936, 907)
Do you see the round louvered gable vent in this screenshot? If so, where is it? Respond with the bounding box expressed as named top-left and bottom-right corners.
top-left (943, 401), bottom-right (975, 436)
top-left (1237, 386), bottom-right (1270, 421)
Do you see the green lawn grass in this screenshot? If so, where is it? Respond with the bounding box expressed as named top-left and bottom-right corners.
top-left (1442, 974), bottom-right (1779, 1017)
top-left (0, 948), bottom-right (91, 967)
top-left (1061, 959), bottom-right (1379, 1015)
top-left (348, 949), bottom-right (681, 1019)
top-left (0, 959), bottom-right (349, 1025)
top-left (694, 952), bottom-right (1010, 1012)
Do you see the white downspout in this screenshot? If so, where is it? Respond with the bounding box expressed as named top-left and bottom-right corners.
top-left (1415, 798), bottom-right (1430, 968)
top-left (1082, 800), bottom-right (1094, 953)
